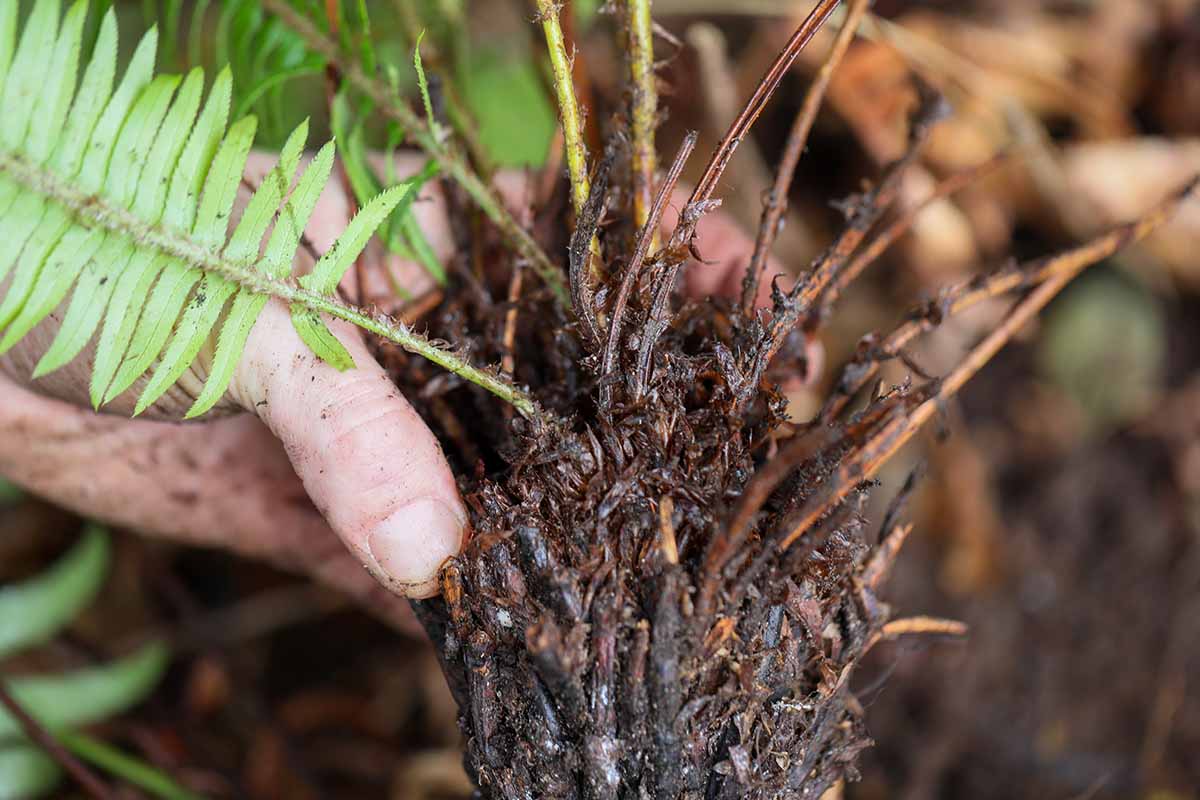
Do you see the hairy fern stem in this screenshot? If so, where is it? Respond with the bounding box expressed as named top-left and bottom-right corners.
top-left (262, 0), bottom-right (569, 306)
top-left (0, 150), bottom-right (542, 420)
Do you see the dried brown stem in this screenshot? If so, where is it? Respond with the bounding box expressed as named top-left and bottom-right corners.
top-left (739, 87), bottom-right (946, 400)
top-left (779, 179), bottom-right (1197, 551)
top-left (685, 0), bottom-right (842, 209)
top-left (0, 682), bottom-right (115, 800)
top-left (811, 152), bottom-right (1010, 325)
top-left (600, 132), bottom-right (696, 410)
top-left (741, 0), bottom-right (870, 315)
top-left (821, 177), bottom-right (1197, 423)
top-left (624, 1), bottom-right (847, 411)
top-left (862, 523), bottom-right (915, 590)
top-left (877, 616), bottom-right (968, 641)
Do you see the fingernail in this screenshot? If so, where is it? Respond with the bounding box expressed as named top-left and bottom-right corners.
top-left (367, 498), bottom-right (465, 596)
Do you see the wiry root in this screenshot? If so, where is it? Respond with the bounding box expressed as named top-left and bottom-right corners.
top-left (387, 0), bottom-right (1197, 793)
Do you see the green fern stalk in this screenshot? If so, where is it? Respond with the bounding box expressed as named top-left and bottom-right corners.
top-left (0, 0), bottom-right (540, 421)
top-left (626, 0), bottom-right (658, 238)
top-left (532, 0), bottom-right (591, 220)
top-left (260, 0), bottom-right (570, 304)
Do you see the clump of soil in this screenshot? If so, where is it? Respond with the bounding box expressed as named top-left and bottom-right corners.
top-left (370, 7), bottom-right (1193, 797)
top-left (377, 93), bottom-right (949, 796)
top-left (399, 248), bottom-right (883, 798)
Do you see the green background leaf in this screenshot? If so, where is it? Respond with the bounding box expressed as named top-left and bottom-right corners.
top-left (0, 745), bottom-right (60, 800)
top-left (0, 641), bottom-right (170, 739)
top-left (460, 47), bottom-right (555, 168)
top-left (0, 526), bottom-right (110, 659)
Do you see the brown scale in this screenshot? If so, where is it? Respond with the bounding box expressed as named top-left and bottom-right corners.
top-left (368, 2), bottom-right (1194, 795)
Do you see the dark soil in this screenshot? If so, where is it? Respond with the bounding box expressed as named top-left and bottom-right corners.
top-left (380, 164), bottom-right (891, 797)
top-left (4, 2), bottom-right (1197, 798)
top-left (849, 293), bottom-right (1200, 799)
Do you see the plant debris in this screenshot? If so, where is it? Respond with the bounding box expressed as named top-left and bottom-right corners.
top-left (374, 5), bottom-right (1196, 791)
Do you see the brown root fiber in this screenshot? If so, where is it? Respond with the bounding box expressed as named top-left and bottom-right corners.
top-left (397, 159), bottom-right (891, 796)
top-left (371, 4), bottom-right (1197, 797)
top-left (406, 278), bottom-right (879, 800)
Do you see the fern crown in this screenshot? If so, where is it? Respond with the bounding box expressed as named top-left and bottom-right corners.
top-left (0, 0), bottom-right (415, 418)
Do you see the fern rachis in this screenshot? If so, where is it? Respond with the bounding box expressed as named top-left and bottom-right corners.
top-left (0, 0), bottom-right (538, 421)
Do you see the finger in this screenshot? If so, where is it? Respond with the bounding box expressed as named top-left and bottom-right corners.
top-left (0, 372), bottom-right (419, 631)
top-left (227, 301), bottom-right (467, 599)
top-left (0, 150), bottom-right (453, 418)
top-left (238, 152), bottom-right (468, 599)
top-left (2, 149), bottom-right (466, 601)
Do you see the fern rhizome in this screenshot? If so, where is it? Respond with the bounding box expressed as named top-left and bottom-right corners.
top-left (0, 0), bottom-right (534, 419)
top-left (2, 1), bottom-right (1194, 798)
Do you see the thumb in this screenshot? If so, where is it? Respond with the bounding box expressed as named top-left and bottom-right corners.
top-left (228, 299), bottom-right (466, 599)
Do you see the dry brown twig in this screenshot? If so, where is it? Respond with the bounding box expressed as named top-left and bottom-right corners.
top-left (741, 0), bottom-right (873, 315)
top-left (812, 151), bottom-right (1011, 323)
top-left (876, 616), bottom-right (969, 642)
top-left (820, 176), bottom-right (1198, 424)
top-left (0, 683), bottom-right (115, 800)
top-left (686, 0), bottom-right (843, 209)
top-left (777, 178), bottom-right (1199, 556)
top-left (357, 0), bottom-right (1200, 796)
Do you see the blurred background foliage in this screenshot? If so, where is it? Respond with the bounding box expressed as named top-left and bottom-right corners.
top-left (2, 0), bottom-right (1198, 797)
top-left (107, 0), bottom-right (563, 165)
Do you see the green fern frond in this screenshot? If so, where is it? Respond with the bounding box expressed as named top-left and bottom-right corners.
top-left (0, 525), bottom-right (171, 799)
top-left (0, 0), bottom-right (539, 420)
top-left (192, 0), bottom-right (324, 145)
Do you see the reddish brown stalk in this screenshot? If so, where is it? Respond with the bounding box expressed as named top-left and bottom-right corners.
top-left (820, 177), bottom-right (1197, 423)
top-left (739, 89), bottom-right (946, 399)
top-left (862, 522), bottom-right (915, 590)
top-left (633, 1), bottom-right (845, 407)
top-left (696, 389), bottom-right (910, 618)
top-left (741, 0), bottom-right (871, 315)
top-left (685, 0), bottom-right (842, 210)
top-left (0, 683), bottom-right (116, 800)
top-left (777, 179), bottom-right (1197, 551)
top-left (600, 132), bottom-right (696, 410)
top-left (810, 152), bottom-right (1010, 325)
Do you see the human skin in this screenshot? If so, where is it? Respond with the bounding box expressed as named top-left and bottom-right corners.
top-left (0, 153), bottom-right (791, 628)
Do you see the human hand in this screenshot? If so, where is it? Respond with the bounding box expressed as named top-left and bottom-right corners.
top-left (0, 153), bottom-right (790, 627)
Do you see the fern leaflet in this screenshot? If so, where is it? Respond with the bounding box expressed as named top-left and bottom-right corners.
top-left (0, 0), bottom-right (538, 420)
